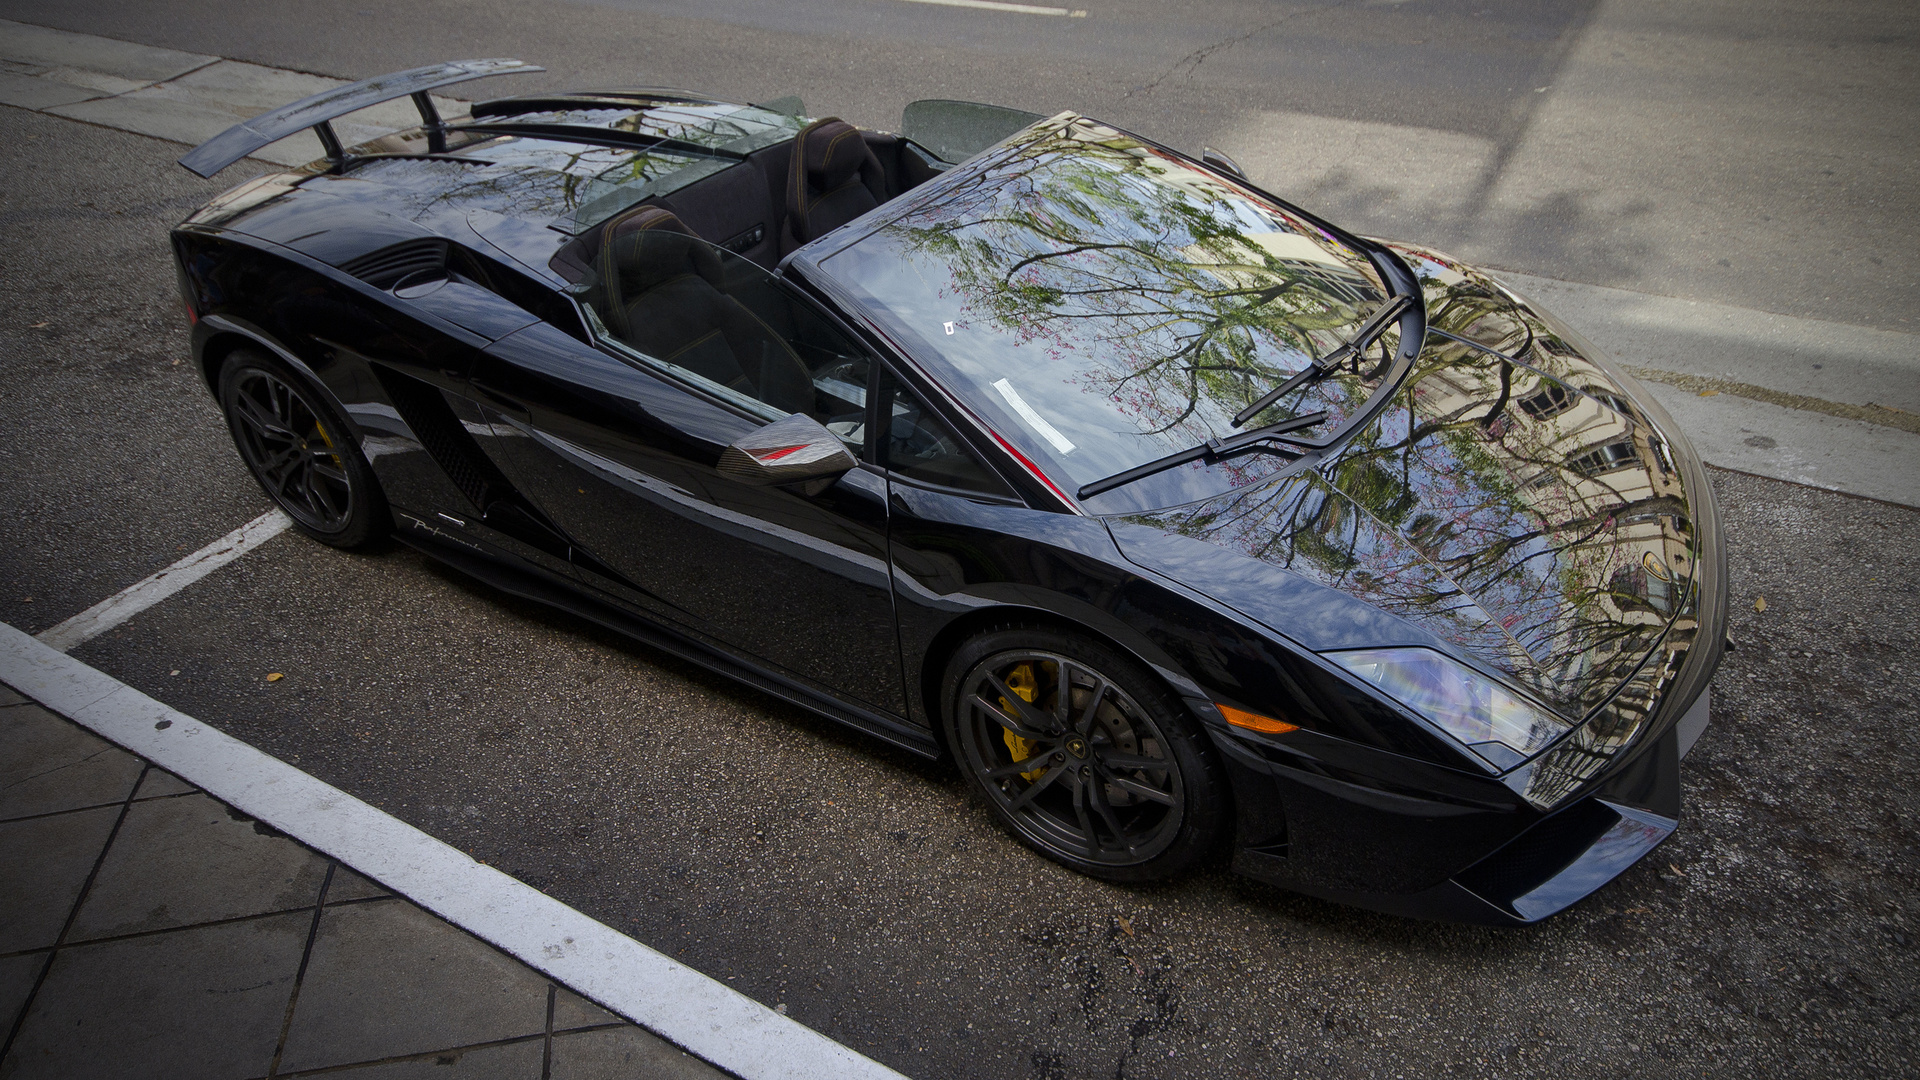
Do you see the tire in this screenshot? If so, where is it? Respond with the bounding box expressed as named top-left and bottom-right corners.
top-left (217, 347), bottom-right (388, 548)
top-left (941, 626), bottom-right (1229, 882)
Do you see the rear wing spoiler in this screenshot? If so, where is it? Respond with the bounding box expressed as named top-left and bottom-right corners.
top-left (178, 58), bottom-right (543, 178)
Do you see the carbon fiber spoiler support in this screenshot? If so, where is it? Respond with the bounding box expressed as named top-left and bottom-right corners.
top-left (177, 58), bottom-right (544, 178)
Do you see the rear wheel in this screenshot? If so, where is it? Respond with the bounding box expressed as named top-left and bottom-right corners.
top-left (941, 627), bottom-right (1228, 882)
top-left (218, 348), bottom-right (387, 548)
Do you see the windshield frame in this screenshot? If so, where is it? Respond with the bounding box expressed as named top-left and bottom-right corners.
top-left (788, 113), bottom-right (1427, 512)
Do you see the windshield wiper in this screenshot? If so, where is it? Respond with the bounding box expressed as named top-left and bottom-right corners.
top-left (1075, 410), bottom-right (1329, 500)
top-left (1230, 293), bottom-right (1413, 427)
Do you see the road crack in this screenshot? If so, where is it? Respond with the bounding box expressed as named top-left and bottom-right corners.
top-left (1126, 0), bottom-right (1356, 99)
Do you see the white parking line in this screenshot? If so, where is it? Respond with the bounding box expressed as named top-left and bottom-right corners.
top-left (0, 622), bottom-right (911, 1080)
top-left (36, 510), bottom-right (290, 652)
top-left (893, 0), bottom-right (1089, 16)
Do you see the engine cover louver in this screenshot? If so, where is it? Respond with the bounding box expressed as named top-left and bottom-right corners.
top-left (339, 239), bottom-right (448, 290)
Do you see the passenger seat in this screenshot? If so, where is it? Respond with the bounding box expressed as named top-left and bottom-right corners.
top-left (780, 118), bottom-right (888, 256)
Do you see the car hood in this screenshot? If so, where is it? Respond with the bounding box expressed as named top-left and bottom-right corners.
top-left (1111, 244), bottom-right (1706, 722)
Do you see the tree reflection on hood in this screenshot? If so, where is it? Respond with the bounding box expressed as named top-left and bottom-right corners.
top-left (823, 116), bottom-right (1396, 490)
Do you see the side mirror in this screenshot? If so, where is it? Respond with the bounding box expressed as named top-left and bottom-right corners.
top-left (718, 413), bottom-right (857, 495)
top-left (1201, 147), bottom-right (1247, 180)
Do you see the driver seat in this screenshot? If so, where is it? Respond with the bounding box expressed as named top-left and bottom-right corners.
top-left (780, 118), bottom-right (888, 256)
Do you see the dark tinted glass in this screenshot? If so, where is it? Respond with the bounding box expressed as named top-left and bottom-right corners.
top-left (583, 233), bottom-right (870, 440)
top-left (885, 379), bottom-right (1014, 497)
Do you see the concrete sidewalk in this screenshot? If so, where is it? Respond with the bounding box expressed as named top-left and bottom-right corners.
top-left (0, 681), bottom-right (726, 1079)
top-left (0, 17), bottom-right (464, 167)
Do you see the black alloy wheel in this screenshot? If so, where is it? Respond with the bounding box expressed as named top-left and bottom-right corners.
top-left (218, 348), bottom-right (386, 548)
top-left (943, 628), bottom-right (1227, 882)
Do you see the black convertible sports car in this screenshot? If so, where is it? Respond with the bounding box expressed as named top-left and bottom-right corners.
top-left (172, 60), bottom-right (1725, 925)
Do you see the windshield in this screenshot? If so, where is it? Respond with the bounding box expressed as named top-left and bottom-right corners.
top-left (816, 116), bottom-right (1398, 509)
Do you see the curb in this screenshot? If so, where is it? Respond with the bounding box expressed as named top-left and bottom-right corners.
top-left (0, 621), bottom-right (909, 1080)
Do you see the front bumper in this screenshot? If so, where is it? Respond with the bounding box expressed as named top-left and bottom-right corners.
top-left (1230, 688), bottom-right (1708, 926)
top-left (1225, 446), bottom-right (1726, 925)
top-left (1201, 253), bottom-right (1731, 925)
top-left (1454, 687), bottom-right (1709, 924)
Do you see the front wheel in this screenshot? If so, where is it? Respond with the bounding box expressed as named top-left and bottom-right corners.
top-left (941, 628), bottom-right (1229, 882)
top-left (217, 348), bottom-right (387, 548)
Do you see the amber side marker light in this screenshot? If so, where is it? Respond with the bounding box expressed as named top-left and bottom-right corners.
top-left (1217, 703), bottom-right (1299, 735)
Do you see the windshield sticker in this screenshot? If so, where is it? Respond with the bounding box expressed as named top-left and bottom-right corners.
top-left (993, 378), bottom-right (1076, 454)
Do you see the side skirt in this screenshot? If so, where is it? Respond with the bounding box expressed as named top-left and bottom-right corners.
top-left (392, 518), bottom-right (940, 760)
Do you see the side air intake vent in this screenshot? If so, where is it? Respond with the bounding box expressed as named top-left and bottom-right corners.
top-left (371, 365), bottom-right (502, 511)
top-left (340, 239), bottom-right (448, 290)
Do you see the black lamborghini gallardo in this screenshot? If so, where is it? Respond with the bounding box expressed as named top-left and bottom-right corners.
top-left (172, 60), bottom-right (1725, 924)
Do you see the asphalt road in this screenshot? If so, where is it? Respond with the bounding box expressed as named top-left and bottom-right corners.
top-left (7, 0), bottom-right (1918, 333)
top-left (2, 3), bottom-right (1918, 1077)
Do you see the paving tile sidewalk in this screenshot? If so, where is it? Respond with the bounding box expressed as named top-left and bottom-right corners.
top-left (0, 682), bottom-right (728, 1080)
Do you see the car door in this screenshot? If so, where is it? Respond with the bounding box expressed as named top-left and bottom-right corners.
top-left (868, 365), bottom-right (1041, 722)
top-left (465, 233), bottom-right (904, 717)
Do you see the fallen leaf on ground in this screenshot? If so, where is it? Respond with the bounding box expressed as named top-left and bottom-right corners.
top-left (1668, 863), bottom-right (1687, 877)
top-left (1754, 596), bottom-right (1767, 612)
top-left (265, 672), bottom-right (284, 682)
top-left (1697, 389), bottom-right (1719, 397)
top-left (1625, 906), bottom-right (1651, 915)
top-left (1117, 916), bottom-right (1135, 937)
top-left (28, 322), bottom-right (48, 329)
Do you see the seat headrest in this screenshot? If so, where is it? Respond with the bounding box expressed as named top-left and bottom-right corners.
top-left (553, 204), bottom-right (692, 286)
top-left (802, 120), bottom-right (871, 191)
top-left (607, 228), bottom-right (722, 295)
top-left (594, 207), bottom-right (725, 341)
top-left (606, 205), bottom-right (694, 241)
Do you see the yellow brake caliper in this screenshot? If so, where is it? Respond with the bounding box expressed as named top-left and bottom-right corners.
top-left (311, 421), bottom-right (343, 470)
top-left (999, 663), bottom-right (1048, 784)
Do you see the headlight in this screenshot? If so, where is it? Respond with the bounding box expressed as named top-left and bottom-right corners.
top-left (1326, 647), bottom-right (1570, 768)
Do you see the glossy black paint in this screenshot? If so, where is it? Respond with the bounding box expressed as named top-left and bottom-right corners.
top-left (471, 321), bottom-right (904, 716)
top-left (172, 86), bottom-right (1725, 925)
